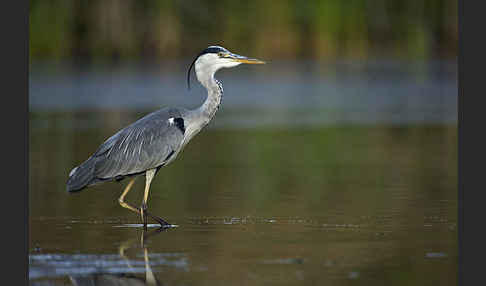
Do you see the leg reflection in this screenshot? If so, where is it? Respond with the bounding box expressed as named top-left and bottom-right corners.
top-left (70, 228), bottom-right (166, 286)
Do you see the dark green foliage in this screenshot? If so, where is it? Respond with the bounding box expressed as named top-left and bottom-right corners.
top-left (29, 0), bottom-right (457, 63)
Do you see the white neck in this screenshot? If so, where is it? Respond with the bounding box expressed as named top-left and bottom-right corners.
top-left (184, 53), bottom-right (238, 138)
top-left (193, 57), bottom-right (224, 125)
top-left (198, 74), bottom-right (222, 122)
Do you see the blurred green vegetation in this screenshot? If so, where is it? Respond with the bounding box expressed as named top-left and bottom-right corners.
top-left (30, 0), bottom-right (457, 63)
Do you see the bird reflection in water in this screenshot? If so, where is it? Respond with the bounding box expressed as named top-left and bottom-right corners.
top-left (69, 227), bottom-right (166, 286)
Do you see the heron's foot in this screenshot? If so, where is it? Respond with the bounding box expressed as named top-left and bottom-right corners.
top-left (146, 212), bottom-right (171, 228)
top-left (140, 204), bottom-right (171, 229)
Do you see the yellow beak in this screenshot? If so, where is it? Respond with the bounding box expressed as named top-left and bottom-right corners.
top-left (227, 53), bottom-right (266, 64)
top-left (233, 58), bottom-right (266, 64)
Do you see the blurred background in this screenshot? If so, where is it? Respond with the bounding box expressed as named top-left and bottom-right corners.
top-left (29, 1), bottom-right (457, 286)
top-left (30, 0), bottom-right (457, 61)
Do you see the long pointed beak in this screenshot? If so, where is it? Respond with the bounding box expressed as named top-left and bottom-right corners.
top-left (227, 53), bottom-right (265, 64)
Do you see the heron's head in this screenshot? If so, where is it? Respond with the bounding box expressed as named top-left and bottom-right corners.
top-left (187, 45), bottom-right (265, 89)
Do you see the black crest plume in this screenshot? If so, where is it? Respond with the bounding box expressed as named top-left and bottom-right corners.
top-left (186, 56), bottom-right (198, 91)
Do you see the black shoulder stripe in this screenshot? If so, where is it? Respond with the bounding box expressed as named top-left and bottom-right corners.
top-left (173, 118), bottom-right (185, 134)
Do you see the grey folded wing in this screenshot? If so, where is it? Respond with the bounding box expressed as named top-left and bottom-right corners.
top-left (91, 109), bottom-right (186, 180)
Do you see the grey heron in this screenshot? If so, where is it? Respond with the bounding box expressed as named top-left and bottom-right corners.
top-left (66, 46), bottom-right (265, 230)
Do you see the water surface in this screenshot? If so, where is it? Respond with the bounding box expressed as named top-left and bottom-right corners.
top-left (30, 121), bottom-right (457, 286)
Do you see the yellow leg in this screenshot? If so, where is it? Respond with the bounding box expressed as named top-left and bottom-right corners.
top-left (143, 169), bottom-right (156, 205)
top-left (118, 175), bottom-right (169, 228)
top-left (141, 169), bottom-right (157, 230)
top-left (118, 178), bottom-right (139, 214)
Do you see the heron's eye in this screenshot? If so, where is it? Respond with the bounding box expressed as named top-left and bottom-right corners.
top-left (218, 52), bottom-right (224, 57)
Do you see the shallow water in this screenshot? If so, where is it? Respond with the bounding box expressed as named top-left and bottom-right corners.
top-left (29, 114), bottom-right (457, 285)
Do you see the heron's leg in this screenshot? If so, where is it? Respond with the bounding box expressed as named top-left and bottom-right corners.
top-left (118, 178), bottom-right (139, 214)
top-left (118, 177), bottom-right (169, 227)
top-left (141, 169), bottom-right (157, 231)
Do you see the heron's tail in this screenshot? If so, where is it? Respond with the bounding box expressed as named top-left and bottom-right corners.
top-left (66, 158), bottom-right (97, 192)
